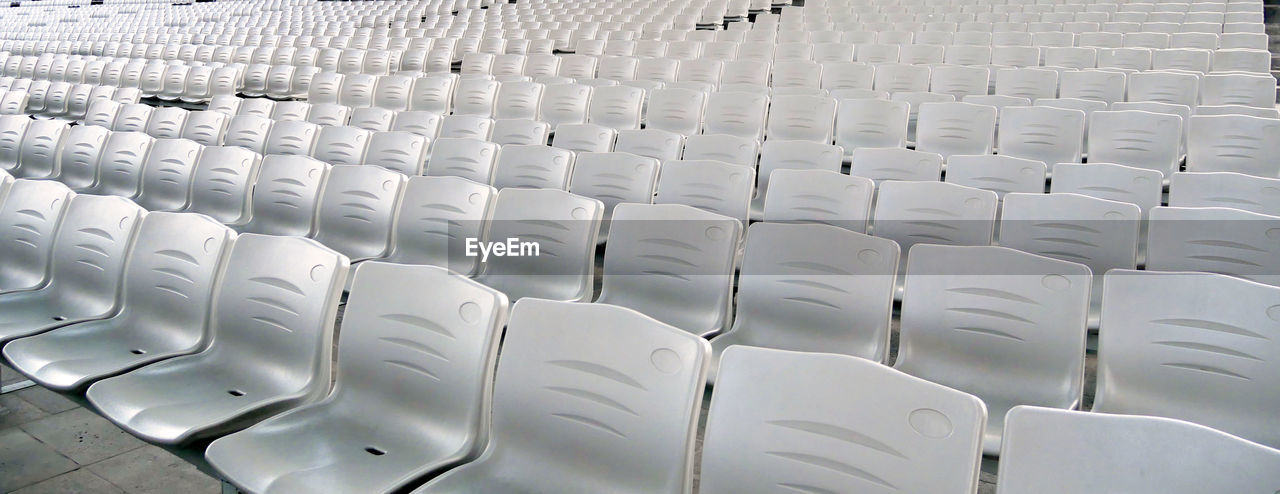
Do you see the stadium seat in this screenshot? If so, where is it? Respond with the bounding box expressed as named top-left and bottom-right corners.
top-left (473, 188), bottom-right (602, 303)
top-left (313, 165), bottom-right (406, 262)
top-left (0, 179), bottom-right (73, 294)
top-left (237, 155), bottom-right (330, 237)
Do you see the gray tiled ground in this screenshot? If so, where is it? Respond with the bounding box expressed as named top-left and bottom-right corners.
top-left (0, 361), bottom-right (220, 493)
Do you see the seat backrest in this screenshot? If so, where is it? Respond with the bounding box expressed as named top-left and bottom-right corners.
top-left (240, 155), bottom-right (330, 237)
top-left (452, 77), bottom-right (500, 117)
top-left (263, 120), bottom-right (320, 157)
top-left (44, 194), bottom-right (145, 318)
top-left (599, 203), bottom-right (741, 335)
top-left (766, 94), bottom-right (837, 143)
top-left (896, 244), bottom-right (1091, 453)
top-left (762, 169), bottom-right (875, 233)
top-left (872, 63), bottom-right (931, 93)
top-left (0, 114), bottom-right (30, 172)
top-left (335, 262), bottom-right (508, 458)
top-left (112, 103), bottom-right (154, 133)
top-left (187, 145), bottom-right (262, 225)
top-left (834, 97), bottom-right (908, 153)
top-left (474, 188), bottom-right (602, 302)
top-left (872, 181), bottom-right (998, 252)
top-left (1050, 162), bottom-right (1163, 214)
top-left (945, 155), bottom-right (1047, 199)
top-left (1088, 110), bottom-right (1182, 177)
top-left (461, 298), bottom-right (708, 493)
top-left (306, 102), bottom-right (352, 127)
top-left (755, 140), bottom-right (842, 204)
top-left (492, 145), bottom-right (574, 190)
top-left (89, 131), bottom-right (155, 198)
top-left (1127, 70), bottom-right (1201, 108)
top-left (364, 131), bottom-right (427, 175)
top-left (115, 212), bottom-right (233, 350)
top-left (312, 126), bottom-right (372, 167)
top-left (647, 88), bottom-right (708, 137)
top-left (223, 114), bottom-right (274, 154)
top-left (385, 175), bottom-right (495, 276)
top-left (181, 110), bottom-right (230, 147)
top-left (998, 106), bottom-right (1086, 170)
top-left (1200, 73), bottom-right (1276, 108)
top-left (0, 179), bottom-right (73, 292)
top-left (613, 128), bottom-right (684, 162)
top-left (17, 120), bottom-right (68, 179)
top-left (1146, 206), bottom-right (1280, 287)
top-left (655, 159), bottom-right (754, 224)
top-left (409, 73), bottom-right (458, 114)
top-left (425, 138), bottom-right (501, 184)
top-left (1169, 171), bottom-right (1280, 215)
top-left (719, 223), bottom-right (899, 361)
top-left (682, 134), bottom-right (758, 168)
top-left (338, 73), bottom-right (377, 108)
top-left (850, 147), bottom-right (943, 182)
top-left (136, 138), bottom-right (203, 212)
top-left (493, 81), bottom-right (545, 120)
top-left (491, 118), bottom-right (550, 146)
top-left (996, 67), bottom-right (1059, 100)
top-left (998, 406), bottom-right (1280, 494)
top-left (146, 106), bottom-right (189, 139)
top-left (538, 83), bottom-right (592, 128)
top-left (313, 165), bottom-right (406, 261)
top-left (587, 84), bottom-right (644, 130)
top-left (551, 123), bottom-right (616, 154)
top-left (439, 114), bottom-right (495, 140)
top-left (206, 234), bottom-right (347, 401)
top-left (819, 61), bottom-right (875, 90)
top-left (372, 74), bottom-right (413, 111)
top-left (1187, 114), bottom-right (1280, 177)
top-left (1094, 270), bottom-right (1280, 449)
top-left (702, 346), bottom-right (985, 494)
top-left (568, 151), bottom-right (660, 219)
top-left (915, 101), bottom-right (998, 159)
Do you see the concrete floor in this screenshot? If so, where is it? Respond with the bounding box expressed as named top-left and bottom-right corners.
top-left (0, 362), bottom-right (220, 493)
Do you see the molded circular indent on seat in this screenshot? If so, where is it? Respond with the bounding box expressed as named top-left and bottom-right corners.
top-left (1042, 274), bottom-right (1071, 291)
top-left (1266, 305), bottom-right (1280, 322)
top-left (571, 207), bottom-right (588, 219)
top-left (635, 164), bottom-right (648, 172)
top-left (311, 264), bottom-right (325, 281)
top-left (650, 348), bottom-right (681, 374)
top-left (857, 248), bottom-right (881, 264)
top-left (1103, 211), bottom-right (1126, 219)
top-left (909, 408), bottom-right (953, 438)
top-left (963, 197), bottom-right (984, 208)
top-left (308, 168), bottom-right (320, 178)
top-left (120, 216), bottom-right (130, 228)
top-left (468, 193), bottom-right (482, 205)
top-left (204, 237), bottom-right (216, 253)
top-left (459, 302), bottom-right (481, 324)
top-left (52, 198), bottom-right (62, 208)
top-left (706, 226), bottom-right (726, 241)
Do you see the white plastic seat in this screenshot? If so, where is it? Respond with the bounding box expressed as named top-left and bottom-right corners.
top-left (872, 181), bottom-right (998, 259)
top-left (835, 98), bottom-right (908, 155)
top-left (597, 203), bottom-right (742, 336)
top-left (1146, 206), bottom-right (1280, 287)
top-left (612, 128), bottom-right (684, 162)
top-left (1093, 270), bottom-right (1280, 449)
top-left (1050, 163), bottom-right (1163, 214)
top-left (895, 244), bottom-right (1091, 454)
top-left (238, 155), bottom-right (331, 237)
top-left (709, 223), bottom-right (898, 365)
top-left (15, 120), bottom-right (68, 179)
top-left (1212, 48), bottom-right (1271, 73)
top-left (383, 176), bottom-right (494, 275)
top-left (1186, 115), bottom-right (1280, 177)
top-left (365, 131), bottom-right (428, 176)
top-left (223, 115), bottom-right (274, 154)
top-left (551, 123), bottom-right (616, 154)
top-left (135, 138), bottom-right (203, 211)
top-left (995, 68), bottom-right (1059, 100)
top-left (945, 155), bottom-right (1048, 199)
top-left (86, 234), bottom-right (348, 445)
top-left (645, 88), bottom-right (706, 137)
top-left (492, 145), bottom-right (574, 190)
top-left (1200, 73), bottom-right (1277, 109)
top-left (473, 188), bottom-right (602, 303)
top-left (390, 111), bottom-right (441, 140)
top-left (1088, 110), bottom-right (1183, 178)
top-left (0, 179), bottom-right (73, 294)
top-left (850, 147), bottom-right (944, 183)
top-left (762, 169), bottom-right (875, 233)
top-left (701, 346), bottom-right (985, 494)
top-left (173, 111), bottom-right (227, 147)
top-left (766, 94), bottom-right (836, 143)
top-left (681, 134), bottom-right (758, 168)
top-left (655, 159), bottom-right (755, 225)
top-left (872, 63), bottom-right (930, 93)
top-left (587, 85), bottom-right (644, 130)
top-left (206, 95), bottom-right (242, 116)
top-left (425, 138), bottom-right (501, 184)
top-left (538, 83), bottom-right (592, 128)
top-left (0, 194), bottom-right (143, 344)
top-left (929, 65), bottom-right (990, 99)
top-left (409, 74), bottom-right (458, 114)
top-left (997, 406), bottom-right (1280, 494)
top-left (348, 107), bottom-right (396, 132)
top-left (452, 78), bottom-right (500, 117)
top-left (915, 102), bottom-right (997, 160)
top-left (751, 140), bottom-right (842, 218)
top-left (1127, 70), bottom-right (1201, 108)
top-left (493, 81), bottom-right (544, 120)
top-left (1169, 171), bottom-right (1280, 215)
top-left (490, 119), bottom-right (550, 146)
top-left (236, 98), bottom-right (277, 120)
top-left (56, 125), bottom-right (110, 191)
top-left (86, 131), bottom-right (155, 198)
top-left (413, 298), bottom-right (708, 494)
top-left (263, 120), bottom-right (321, 157)
top-left (112, 103), bottom-right (154, 133)
top-left (998, 106), bottom-right (1085, 170)
top-left (313, 165), bottom-right (406, 261)
top-left (3, 212), bottom-right (233, 391)
top-left (186, 146), bottom-right (262, 225)
top-left (312, 126), bottom-right (372, 168)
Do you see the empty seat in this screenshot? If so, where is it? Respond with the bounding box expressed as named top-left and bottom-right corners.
top-left (701, 346), bottom-right (985, 494)
top-left (493, 81), bottom-right (545, 120)
top-left (682, 134), bottom-right (758, 168)
top-left (1128, 70), bottom-right (1201, 108)
top-left (236, 98), bottom-right (277, 120)
top-left (915, 102), bottom-right (997, 159)
top-left (238, 155), bottom-right (331, 237)
top-left (473, 188), bottom-right (603, 303)
top-left (1051, 162), bottom-right (1163, 215)
top-left (850, 147), bottom-right (944, 182)
top-left (307, 103), bottom-right (352, 127)
top-left (1169, 171), bottom-right (1280, 215)
top-left (552, 123), bottom-right (616, 154)
top-left (0, 194), bottom-right (143, 344)
top-left (145, 106), bottom-right (189, 139)
top-left (413, 298), bottom-right (709, 494)
top-left (835, 98), bottom-right (908, 154)
top-left (264, 120), bottom-right (321, 157)
top-left (86, 132), bottom-right (155, 198)
top-left (895, 244), bottom-right (1091, 454)
top-left (0, 115), bottom-right (28, 174)
top-left (1146, 206), bottom-right (1280, 287)
top-left (613, 128), bottom-right (684, 162)
top-left (1200, 73), bottom-right (1276, 108)
top-left (702, 91), bottom-right (767, 140)
top-left (4, 212), bottom-right (233, 391)
top-left (181, 111), bottom-right (231, 147)
top-left (16, 120), bottom-right (68, 179)
top-left (872, 181), bottom-right (998, 260)
top-left (1088, 110), bottom-right (1183, 178)
top-left (820, 61), bottom-right (875, 90)
top-left (86, 234), bottom-right (349, 444)
top-left (1187, 115), bottom-right (1280, 177)
top-left (998, 406), bottom-right (1280, 494)
top-left (223, 115), bottom-right (274, 154)
top-left (426, 138), bottom-right (500, 184)
top-left (383, 176), bottom-right (495, 276)
top-left (751, 140), bottom-right (842, 218)
top-left (763, 169), bottom-right (875, 233)
top-left (313, 126), bottom-right (373, 168)
top-left (492, 145), bottom-right (575, 190)
top-left (656, 159), bottom-right (755, 224)
top-left (597, 203), bottom-right (742, 336)
top-left (708, 223), bottom-right (898, 365)
top-left (491, 119), bottom-right (550, 146)
top-left (1093, 270), bottom-right (1280, 449)
top-left (313, 165), bottom-right (406, 262)
top-left (0, 179), bottom-right (73, 294)
top-left (409, 74), bottom-right (458, 114)
top-left (766, 95), bottom-right (837, 142)
top-left (586, 85), bottom-right (644, 130)
top-left (452, 78), bottom-right (500, 117)
top-left (186, 146), bottom-right (263, 225)
top-left (998, 106), bottom-right (1086, 170)
top-left (929, 64), bottom-right (990, 99)
top-left (538, 83), bottom-right (592, 128)
top-left (646, 88), bottom-right (706, 137)
top-left (365, 131), bottom-right (429, 176)
top-left (348, 107), bottom-right (396, 132)
top-left (944, 155), bottom-right (1048, 199)
top-left (135, 138), bottom-right (204, 211)
top-left (996, 68), bottom-right (1059, 100)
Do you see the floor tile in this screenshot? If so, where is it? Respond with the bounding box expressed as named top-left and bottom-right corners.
top-left (0, 428), bottom-right (78, 492)
top-left (11, 469), bottom-right (124, 494)
top-left (86, 446), bottom-right (220, 494)
top-left (0, 393), bottom-right (49, 429)
top-left (2, 361), bottom-right (25, 386)
top-left (20, 408), bottom-right (145, 466)
top-left (13, 386), bottom-right (79, 415)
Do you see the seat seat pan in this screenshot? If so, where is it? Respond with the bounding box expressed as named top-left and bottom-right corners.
top-left (87, 350), bottom-right (313, 445)
top-left (3, 312), bottom-right (203, 391)
top-left (0, 289), bottom-right (95, 343)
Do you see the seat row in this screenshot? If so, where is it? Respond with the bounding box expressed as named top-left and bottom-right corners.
top-left (0, 178), bottom-right (1277, 493)
top-left (0, 54), bottom-right (245, 103)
